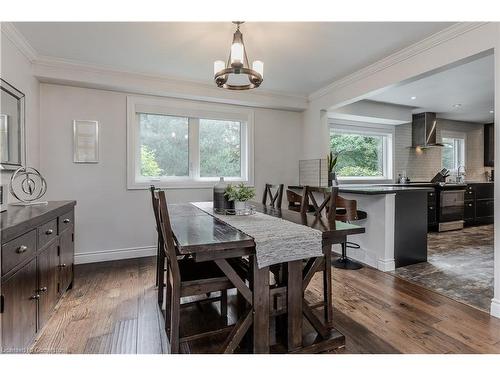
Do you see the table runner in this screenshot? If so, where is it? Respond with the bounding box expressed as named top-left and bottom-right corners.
top-left (191, 202), bottom-right (323, 268)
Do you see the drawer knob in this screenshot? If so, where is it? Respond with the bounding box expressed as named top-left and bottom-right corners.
top-left (45, 229), bottom-right (54, 235)
top-left (63, 218), bottom-right (71, 224)
top-left (59, 263), bottom-right (67, 268)
top-left (30, 294), bottom-right (40, 300)
top-left (38, 286), bottom-right (48, 293)
top-left (16, 245), bottom-right (28, 254)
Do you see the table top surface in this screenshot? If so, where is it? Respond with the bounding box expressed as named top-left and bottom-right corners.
top-left (168, 201), bottom-right (365, 254)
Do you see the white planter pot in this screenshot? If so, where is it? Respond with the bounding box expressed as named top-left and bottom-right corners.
top-left (234, 201), bottom-right (246, 210)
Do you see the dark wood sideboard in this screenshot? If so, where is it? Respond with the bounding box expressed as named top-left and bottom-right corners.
top-left (0, 201), bottom-right (76, 353)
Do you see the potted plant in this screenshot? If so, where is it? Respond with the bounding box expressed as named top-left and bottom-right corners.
top-left (224, 183), bottom-right (256, 210)
top-left (327, 151), bottom-right (339, 187)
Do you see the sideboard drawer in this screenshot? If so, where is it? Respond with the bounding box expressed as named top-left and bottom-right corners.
top-left (38, 218), bottom-right (58, 249)
top-left (1, 229), bottom-right (37, 276)
top-left (58, 209), bottom-right (74, 234)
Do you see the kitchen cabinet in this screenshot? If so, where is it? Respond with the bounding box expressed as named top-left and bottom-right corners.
top-left (37, 241), bottom-right (60, 328)
top-left (484, 123), bottom-right (494, 167)
top-left (0, 201), bottom-right (76, 353)
top-left (1, 258), bottom-right (37, 353)
top-left (464, 183), bottom-right (494, 226)
top-left (58, 228), bottom-right (74, 293)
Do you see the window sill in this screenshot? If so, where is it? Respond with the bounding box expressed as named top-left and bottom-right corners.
top-left (128, 179), bottom-right (253, 190)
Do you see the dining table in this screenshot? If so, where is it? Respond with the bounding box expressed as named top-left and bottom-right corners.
top-left (167, 201), bottom-right (365, 353)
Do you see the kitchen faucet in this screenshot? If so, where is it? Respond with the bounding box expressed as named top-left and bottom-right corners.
top-left (457, 165), bottom-right (466, 184)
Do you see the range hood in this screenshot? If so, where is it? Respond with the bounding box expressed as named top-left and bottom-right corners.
top-left (411, 112), bottom-right (444, 148)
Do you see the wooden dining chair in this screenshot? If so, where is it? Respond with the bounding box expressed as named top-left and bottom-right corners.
top-left (150, 185), bottom-right (164, 292)
top-left (332, 195), bottom-right (365, 270)
top-left (299, 186), bottom-right (337, 220)
top-left (154, 190), bottom-right (233, 353)
top-left (262, 183), bottom-right (284, 208)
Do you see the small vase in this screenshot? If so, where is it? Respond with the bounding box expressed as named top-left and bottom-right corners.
top-left (234, 201), bottom-right (246, 210)
top-left (328, 172), bottom-right (338, 187)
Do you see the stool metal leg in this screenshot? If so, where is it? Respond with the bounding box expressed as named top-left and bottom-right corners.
top-left (332, 242), bottom-right (363, 270)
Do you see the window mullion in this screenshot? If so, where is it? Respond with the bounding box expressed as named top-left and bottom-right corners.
top-left (189, 118), bottom-right (200, 179)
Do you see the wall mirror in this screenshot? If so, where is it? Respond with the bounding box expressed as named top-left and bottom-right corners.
top-left (0, 79), bottom-right (25, 170)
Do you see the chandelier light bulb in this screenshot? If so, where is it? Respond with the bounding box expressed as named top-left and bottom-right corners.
top-left (230, 42), bottom-right (244, 65)
top-left (252, 61), bottom-right (264, 77)
top-left (214, 60), bottom-right (225, 76)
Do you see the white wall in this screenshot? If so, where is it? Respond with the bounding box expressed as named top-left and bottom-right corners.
top-left (0, 29), bottom-right (40, 198)
top-left (39, 83), bottom-right (302, 264)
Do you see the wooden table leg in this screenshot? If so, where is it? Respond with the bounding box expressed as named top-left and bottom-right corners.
top-left (287, 259), bottom-right (303, 351)
top-left (252, 255), bottom-right (270, 353)
top-left (323, 244), bottom-right (333, 324)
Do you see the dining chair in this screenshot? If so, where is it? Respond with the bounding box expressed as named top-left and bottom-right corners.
top-left (154, 190), bottom-right (233, 353)
top-left (262, 183), bottom-right (284, 208)
top-left (149, 185), bottom-right (164, 292)
top-left (299, 186), bottom-right (337, 220)
top-left (332, 195), bottom-right (365, 270)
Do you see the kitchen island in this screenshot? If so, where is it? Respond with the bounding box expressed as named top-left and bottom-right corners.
top-left (288, 185), bottom-right (433, 271)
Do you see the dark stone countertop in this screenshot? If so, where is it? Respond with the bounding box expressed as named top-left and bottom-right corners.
top-left (288, 185), bottom-right (433, 195)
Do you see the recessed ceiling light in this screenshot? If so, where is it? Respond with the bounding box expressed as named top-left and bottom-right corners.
top-left (410, 96), bottom-right (417, 100)
top-left (452, 104), bottom-right (462, 108)
top-left (489, 110), bottom-right (494, 114)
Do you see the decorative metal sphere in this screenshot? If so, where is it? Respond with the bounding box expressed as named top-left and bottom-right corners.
top-left (9, 166), bottom-right (47, 203)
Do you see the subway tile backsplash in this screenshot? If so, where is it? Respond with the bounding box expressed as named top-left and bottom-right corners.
top-left (394, 120), bottom-right (491, 182)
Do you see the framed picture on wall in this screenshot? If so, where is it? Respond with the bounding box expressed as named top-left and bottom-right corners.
top-left (73, 120), bottom-right (99, 163)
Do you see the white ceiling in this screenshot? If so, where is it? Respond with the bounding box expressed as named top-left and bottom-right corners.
top-left (369, 53), bottom-right (494, 123)
top-left (13, 22), bottom-right (453, 96)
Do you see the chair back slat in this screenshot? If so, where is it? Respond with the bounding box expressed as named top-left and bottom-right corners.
top-left (300, 186), bottom-right (338, 221)
top-left (155, 190), bottom-right (181, 282)
top-left (262, 183), bottom-right (284, 208)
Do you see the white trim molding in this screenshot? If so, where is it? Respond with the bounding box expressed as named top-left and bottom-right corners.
top-left (491, 298), bottom-right (500, 318)
top-left (309, 22), bottom-right (489, 102)
top-left (0, 22), bottom-right (38, 62)
top-left (74, 245), bottom-right (156, 265)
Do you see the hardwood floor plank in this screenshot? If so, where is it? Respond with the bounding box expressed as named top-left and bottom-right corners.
top-left (30, 256), bottom-right (500, 354)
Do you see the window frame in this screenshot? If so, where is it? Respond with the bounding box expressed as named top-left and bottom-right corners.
top-left (127, 95), bottom-right (254, 190)
top-left (328, 120), bottom-right (394, 183)
top-left (441, 130), bottom-right (467, 173)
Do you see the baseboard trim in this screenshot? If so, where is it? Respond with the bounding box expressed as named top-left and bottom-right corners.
top-left (74, 245), bottom-right (156, 265)
top-left (491, 298), bottom-right (500, 318)
top-left (377, 258), bottom-right (396, 272)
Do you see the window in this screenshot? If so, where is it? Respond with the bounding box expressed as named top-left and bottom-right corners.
top-left (442, 134), bottom-right (466, 172)
top-left (127, 96), bottom-right (254, 189)
top-left (329, 122), bottom-right (393, 181)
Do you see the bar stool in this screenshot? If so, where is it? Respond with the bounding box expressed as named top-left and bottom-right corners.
top-left (332, 195), bottom-right (366, 270)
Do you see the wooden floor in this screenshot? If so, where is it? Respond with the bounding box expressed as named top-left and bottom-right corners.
top-left (30, 257), bottom-right (500, 354)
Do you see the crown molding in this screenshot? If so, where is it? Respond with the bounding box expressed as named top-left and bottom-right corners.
top-left (33, 55), bottom-right (308, 111)
top-left (308, 22), bottom-right (489, 102)
top-left (1, 22), bottom-right (37, 62)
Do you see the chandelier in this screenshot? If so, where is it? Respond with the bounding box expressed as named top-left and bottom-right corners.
top-left (213, 22), bottom-right (264, 90)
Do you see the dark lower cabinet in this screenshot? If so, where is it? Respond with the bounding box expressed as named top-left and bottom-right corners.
top-left (1, 258), bottom-right (37, 353)
top-left (1, 201), bottom-right (76, 353)
top-left (59, 228), bottom-right (74, 293)
top-left (463, 183), bottom-right (494, 226)
top-left (37, 241), bottom-right (60, 328)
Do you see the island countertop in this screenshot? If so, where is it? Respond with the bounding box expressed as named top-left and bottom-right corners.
top-left (288, 185), bottom-right (434, 195)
